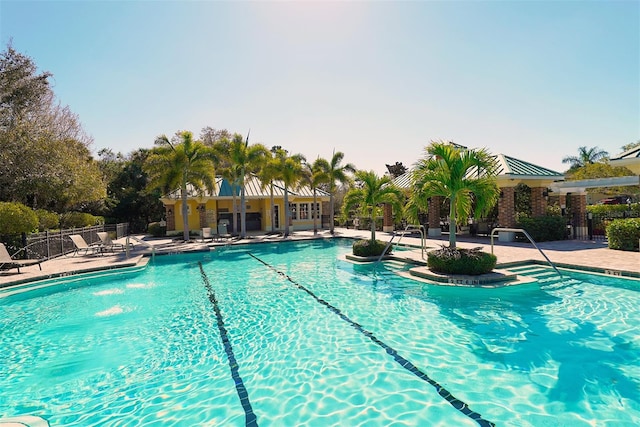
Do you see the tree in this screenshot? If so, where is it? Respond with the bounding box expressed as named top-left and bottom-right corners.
top-left (342, 170), bottom-right (403, 242)
top-left (385, 162), bottom-right (407, 178)
top-left (303, 158), bottom-right (327, 235)
top-left (0, 43), bottom-right (104, 211)
top-left (567, 162), bottom-right (638, 196)
top-left (256, 147), bottom-right (280, 233)
top-left (272, 148), bottom-right (306, 237)
top-left (620, 140), bottom-right (640, 152)
top-left (315, 150), bottom-right (355, 234)
top-left (221, 133), bottom-right (269, 238)
top-left (562, 146), bottom-right (609, 171)
top-left (144, 131), bottom-right (217, 241)
top-left (411, 141), bottom-right (499, 249)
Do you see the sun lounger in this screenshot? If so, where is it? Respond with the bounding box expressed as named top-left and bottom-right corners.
top-left (69, 234), bottom-right (103, 256)
top-left (0, 243), bottom-right (42, 273)
top-left (97, 232), bottom-right (132, 252)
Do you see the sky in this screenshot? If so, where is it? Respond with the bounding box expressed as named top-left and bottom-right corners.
top-left (1, 0), bottom-right (638, 176)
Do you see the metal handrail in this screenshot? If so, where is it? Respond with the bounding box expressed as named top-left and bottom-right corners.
top-left (395, 224), bottom-right (426, 260)
top-left (490, 227), bottom-right (562, 277)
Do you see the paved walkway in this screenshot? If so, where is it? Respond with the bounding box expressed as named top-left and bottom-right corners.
top-left (1, 228), bottom-right (638, 289)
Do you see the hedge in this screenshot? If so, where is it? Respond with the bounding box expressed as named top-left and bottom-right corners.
top-left (427, 246), bottom-right (497, 275)
top-left (35, 209), bottom-right (60, 231)
top-left (352, 239), bottom-right (392, 257)
top-left (516, 216), bottom-right (567, 242)
top-left (606, 218), bottom-right (640, 251)
top-left (0, 202), bottom-right (38, 235)
top-left (59, 212), bottom-right (104, 228)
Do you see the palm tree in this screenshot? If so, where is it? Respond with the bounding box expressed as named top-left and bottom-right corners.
top-left (272, 148), bottom-right (306, 237)
top-left (562, 146), bottom-right (609, 171)
top-left (411, 141), bottom-right (499, 249)
top-left (256, 148), bottom-right (280, 233)
top-left (145, 130), bottom-right (217, 241)
top-left (315, 150), bottom-right (355, 234)
top-left (212, 137), bottom-right (240, 235)
top-left (342, 170), bottom-right (403, 242)
top-left (224, 133), bottom-right (269, 238)
top-left (303, 158), bottom-right (326, 235)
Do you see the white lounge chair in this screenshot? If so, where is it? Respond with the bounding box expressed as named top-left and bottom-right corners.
top-left (69, 234), bottom-right (103, 256)
top-left (97, 232), bottom-right (132, 252)
top-left (200, 227), bottom-right (214, 243)
top-left (0, 243), bottom-right (42, 273)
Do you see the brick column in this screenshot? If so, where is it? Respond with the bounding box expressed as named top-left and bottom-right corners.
top-left (383, 203), bottom-right (394, 232)
top-left (570, 193), bottom-right (587, 238)
top-left (166, 205), bottom-right (175, 231)
top-left (531, 187), bottom-right (548, 217)
top-left (198, 204), bottom-right (207, 228)
top-left (428, 196), bottom-right (442, 237)
top-left (498, 187), bottom-right (516, 228)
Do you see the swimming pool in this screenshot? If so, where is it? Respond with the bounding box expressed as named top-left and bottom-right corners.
top-left (1, 239), bottom-right (638, 426)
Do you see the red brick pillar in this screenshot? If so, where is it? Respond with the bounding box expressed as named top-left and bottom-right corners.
top-left (498, 187), bottom-right (516, 228)
top-left (428, 196), bottom-right (442, 237)
top-left (198, 204), bottom-right (207, 228)
top-left (570, 193), bottom-right (587, 238)
top-left (531, 187), bottom-right (548, 217)
top-left (383, 203), bottom-right (394, 232)
top-left (166, 205), bottom-right (175, 231)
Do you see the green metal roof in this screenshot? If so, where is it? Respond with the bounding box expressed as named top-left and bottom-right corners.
top-left (391, 153), bottom-right (564, 189)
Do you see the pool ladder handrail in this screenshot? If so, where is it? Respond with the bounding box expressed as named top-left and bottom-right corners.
top-left (126, 235), bottom-right (156, 260)
top-left (490, 227), bottom-right (562, 278)
top-left (394, 224), bottom-right (426, 260)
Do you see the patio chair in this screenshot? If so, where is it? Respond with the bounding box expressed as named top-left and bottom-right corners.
top-left (217, 222), bottom-right (232, 241)
top-left (199, 227), bottom-right (215, 243)
top-left (69, 234), bottom-right (103, 256)
top-left (0, 243), bottom-right (42, 273)
top-left (97, 231), bottom-right (132, 252)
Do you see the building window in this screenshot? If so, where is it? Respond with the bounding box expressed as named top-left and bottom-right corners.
top-left (299, 203), bottom-right (309, 220)
top-left (311, 203), bottom-right (320, 219)
top-left (289, 203), bottom-right (297, 220)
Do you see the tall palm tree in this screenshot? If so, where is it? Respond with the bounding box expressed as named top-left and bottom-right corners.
top-left (145, 130), bottom-right (217, 241)
top-left (212, 137), bottom-right (240, 235)
top-left (303, 158), bottom-right (326, 235)
top-left (225, 133), bottom-right (269, 238)
top-left (562, 146), bottom-right (609, 171)
top-left (342, 170), bottom-right (403, 242)
top-left (272, 148), bottom-right (306, 237)
top-left (315, 150), bottom-right (355, 234)
top-left (411, 141), bottom-right (499, 249)
top-left (256, 148), bottom-right (280, 233)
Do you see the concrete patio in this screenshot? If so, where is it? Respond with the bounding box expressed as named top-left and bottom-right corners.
top-left (1, 228), bottom-right (638, 290)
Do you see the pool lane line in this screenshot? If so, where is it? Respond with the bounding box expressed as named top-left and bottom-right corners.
top-left (246, 252), bottom-right (495, 427)
top-left (198, 262), bottom-right (258, 427)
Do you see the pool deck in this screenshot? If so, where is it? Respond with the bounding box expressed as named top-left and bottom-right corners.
top-left (1, 228), bottom-right (638, 289)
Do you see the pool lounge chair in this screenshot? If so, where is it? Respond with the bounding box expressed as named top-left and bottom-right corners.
top-left (199, 227), bottom-right (215, 243)
top-left (69, 234), bottom-right (103, 256)
top-left (0, 243), bottom-right (42, 273)
top-left (97, 232), bottom-right (132, 252)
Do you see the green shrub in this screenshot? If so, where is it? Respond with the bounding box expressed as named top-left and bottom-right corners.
top-left (35, 209), bottom-right (60, 231)
top-left (606, 218), bottom-right (640, 251)
top-left (0, 202), bottom-right (38, 235)
top-left (147, 222), bottom-right (166, 237)
top-left (59, 212), bottom-right (104, 228)
top-left (352, 239), bottom-right (392, 257)
top-left (587, 203), bottom-right (639, 215)
top-left (427, 246), bottom-right (497, 275)
top-left (516, 215), bottom-right (567, 242)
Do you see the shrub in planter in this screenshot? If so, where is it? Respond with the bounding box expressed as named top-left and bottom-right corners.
top-left (427, 246), bottom-right (497, 275)
top-left (147, 222), bottom-right (166, 237)
top-left (352, 239), bottom-right (392, 257)
top-left (606, 218), bottom-right (640, 251)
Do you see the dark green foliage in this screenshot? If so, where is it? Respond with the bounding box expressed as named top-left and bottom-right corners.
top-left (516, 216), bottom-right (567, 242)
top-left (35, 209), bottom-right (59, 231)
top-left (59, 212), bottom-right (104, 228)
top-left (352, 239), bottom-right (392, 257)
top-left (587, 203), bottom-right (639, 215)
top-left (606, 218), bottom-right (640, 251)
top-left (147, 222), bottom-right (166, 237)
top-left (0, 202), bottom-right (38, 235)
top-left (427, 246), bottom-right (497, 275)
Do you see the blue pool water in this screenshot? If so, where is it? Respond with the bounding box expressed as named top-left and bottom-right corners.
top-left (1, 239), bottom-right (639, 426)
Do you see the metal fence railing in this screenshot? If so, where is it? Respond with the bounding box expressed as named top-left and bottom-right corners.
top-left (2, 223), bottom-right (129, 261)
